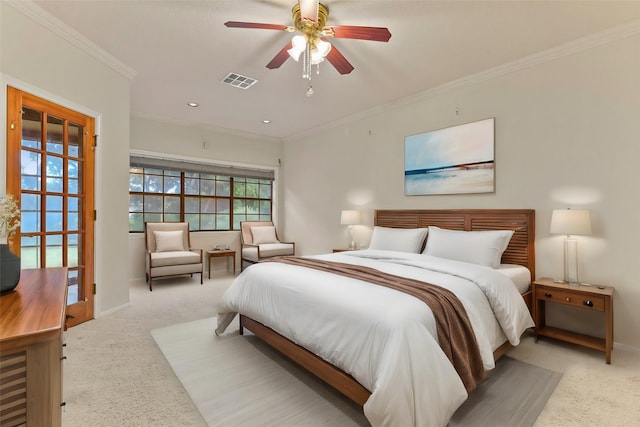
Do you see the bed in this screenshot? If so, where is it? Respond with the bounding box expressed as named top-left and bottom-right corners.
top-left (216, 209), bottom-right (535, 426)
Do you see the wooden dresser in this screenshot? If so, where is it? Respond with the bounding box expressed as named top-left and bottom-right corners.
top-left (0, 268), bottom-right (68, 427)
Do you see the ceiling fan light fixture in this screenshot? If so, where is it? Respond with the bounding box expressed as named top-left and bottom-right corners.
top-left (311, 39), bottom-right (331, 64)
top-left (224, 1), bottom-right (389, 95)
top-left (287, 34), bottom-right (307, 61)
top-left (316, 39), bottom-right (331, 55)
top-left (310, 48), bottom-right (325, 65)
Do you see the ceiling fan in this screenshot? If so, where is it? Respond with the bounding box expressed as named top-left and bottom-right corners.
top-left (224, 0), bottom-right (391, 95)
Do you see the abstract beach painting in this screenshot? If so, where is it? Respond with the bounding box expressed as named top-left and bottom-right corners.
top-left (405, 118), bottom-right (495, 195)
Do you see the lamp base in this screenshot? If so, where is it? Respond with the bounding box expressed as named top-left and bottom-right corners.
top-left (563, 237), bottom-right (579, 284)
top-left (346, 225), bottom-right (358, 250)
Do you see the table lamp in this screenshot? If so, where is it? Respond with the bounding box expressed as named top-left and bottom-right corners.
top-left (550, 208), bottom-right (592, 284)
top-left (340, 210), bottom-right (361, 250)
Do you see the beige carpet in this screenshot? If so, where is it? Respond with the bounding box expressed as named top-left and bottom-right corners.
top-left (60, 275), bottom-right (640, 427)
top-left (152, 317), bottom-right (561, 427)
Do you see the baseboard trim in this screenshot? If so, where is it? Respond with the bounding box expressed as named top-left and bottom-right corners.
top-left (98, 302), bottom-right (130, 318)
top-left (614, 341), bottom-right (640, 354)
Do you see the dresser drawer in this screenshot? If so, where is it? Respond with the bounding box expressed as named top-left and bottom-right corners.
top-left (536, 286), bottom-right (605, 311)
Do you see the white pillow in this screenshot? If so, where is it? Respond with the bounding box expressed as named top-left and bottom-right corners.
top-left (423, 226), bottom-right (514, 268)
top-left (251, 226), bottom-right (279, 244)
top-left (154, 230), bottom-right (185, 252)
top-left (368, 226), bottom-right (429, 253)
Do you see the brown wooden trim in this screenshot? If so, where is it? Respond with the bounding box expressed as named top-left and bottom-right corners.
top-left (5, 86), bottom-right (21, 252)
top-left (492, 341), bottom-right (513, 361)
top-left (6, 87), bottom-right (96, 327)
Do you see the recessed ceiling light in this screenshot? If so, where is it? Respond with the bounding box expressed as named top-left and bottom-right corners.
top-left (262, 120), bottom-right (271, 124)
top-left (187, 102), bottom-right (199, 107)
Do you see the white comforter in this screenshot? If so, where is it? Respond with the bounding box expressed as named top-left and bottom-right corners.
top-left (216, 250), bottom-right (534, 427)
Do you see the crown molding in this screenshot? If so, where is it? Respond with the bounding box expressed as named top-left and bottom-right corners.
top-left (131, 112), bottom-right (282, 144)
top-left (6, 0), bottom-right (136, 80)
top-left (283, 19), bottom-right (640, 142)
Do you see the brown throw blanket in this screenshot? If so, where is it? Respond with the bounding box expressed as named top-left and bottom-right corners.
top-left (265, 256), bottom-right (484, 393)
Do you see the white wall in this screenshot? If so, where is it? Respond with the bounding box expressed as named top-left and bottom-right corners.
top-left (1, 2), bottom-right (132, 315)
top-left (282, 34), bottom-right (640, 350)
top-left (130, 115), bottom-right (282, 168)
top-left (128, 115), bottom-right (283, 279)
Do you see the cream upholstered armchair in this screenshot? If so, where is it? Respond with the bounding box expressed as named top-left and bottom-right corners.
top-left (240, 221), bottom-right (295, 271)
top-left (145, 222), bottom-right (203, 291)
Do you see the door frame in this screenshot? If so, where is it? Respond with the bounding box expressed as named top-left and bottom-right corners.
top-left (1, 75), bottom-right (102, 190)
top-left (4, 81), bottom-right (100, 326)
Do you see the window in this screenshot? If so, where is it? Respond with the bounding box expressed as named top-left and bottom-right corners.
top-left (128, 165), bottom-right (273, 232)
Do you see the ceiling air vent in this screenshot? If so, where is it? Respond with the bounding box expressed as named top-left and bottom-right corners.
top-left (221, 73), bottom-right (258, 89)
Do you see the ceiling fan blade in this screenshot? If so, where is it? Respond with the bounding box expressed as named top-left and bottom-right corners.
top-left (324, 25), bottom-right (392, 42)
top-left (298, 0), bottom-right (319, 22)
top-left (326, 45), bottom-right (354, 75)
top-left (224, 21), bottom-right (291, 31)
top-left (266, 42), bottom-right (293, 69)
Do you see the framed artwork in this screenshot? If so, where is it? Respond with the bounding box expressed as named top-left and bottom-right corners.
top-left (404, 118), bottom-right (495, 196)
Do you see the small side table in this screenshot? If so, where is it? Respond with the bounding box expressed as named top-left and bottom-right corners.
top-left (532, 277), bottom-right (614, 363)
top-left (206, 249), bottom-right (236, 278)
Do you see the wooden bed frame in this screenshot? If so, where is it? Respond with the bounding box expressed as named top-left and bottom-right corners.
top-left (239, 209), bottom-right (536, 407)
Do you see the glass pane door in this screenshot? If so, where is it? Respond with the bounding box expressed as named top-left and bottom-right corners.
top-left (7, 87), bottom-right (95, 326)
top-left (20, 108), bottom-right (86, 304)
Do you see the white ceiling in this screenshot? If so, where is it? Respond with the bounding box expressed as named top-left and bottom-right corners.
top-left (31, 1), bottom-right (640, 140)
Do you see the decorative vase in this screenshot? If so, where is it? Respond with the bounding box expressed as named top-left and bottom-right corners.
top-left (0, 243), bottom-right (21, 293)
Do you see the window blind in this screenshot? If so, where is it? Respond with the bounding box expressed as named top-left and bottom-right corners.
top-left (129, 155), bottom-right (274, 181)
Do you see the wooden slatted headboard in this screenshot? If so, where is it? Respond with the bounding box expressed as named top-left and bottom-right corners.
top-left (374, 209), bottom-right (535, 279)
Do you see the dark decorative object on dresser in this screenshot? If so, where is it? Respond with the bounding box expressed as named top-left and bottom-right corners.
top-left (0, 244), bottom-right (21, 293)
top-left (0, 194), bottom-right (21, 293)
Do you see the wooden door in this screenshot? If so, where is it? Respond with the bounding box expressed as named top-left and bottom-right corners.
top-left (6, 87), bottom-right (95, 327)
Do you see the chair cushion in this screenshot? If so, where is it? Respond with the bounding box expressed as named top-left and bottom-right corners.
top-left (251, 226), bottom-right (279, 244)
top-left (242, 243), bottom-right (294, 262)
top-left (154, 230), bottom-right (185, 252)
top-left (151, 251), bottom-right (200, 267)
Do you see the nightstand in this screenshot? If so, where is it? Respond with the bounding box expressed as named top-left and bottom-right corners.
top-left (532, 277), bottom-right (614, 363)
top-left (332, 248), bottom-right (354, 253)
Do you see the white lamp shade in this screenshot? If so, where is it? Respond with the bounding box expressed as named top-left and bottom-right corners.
top-left (287, 35), bottom-right (307, 61)
top-left (550, 209), bottom-right (592, 236)
top-left (340, 210), bottom-right (361, 226)
top-left (311, 39), bottom-right (331, 64)
top-left (310, 47), bottom-right (325, 64)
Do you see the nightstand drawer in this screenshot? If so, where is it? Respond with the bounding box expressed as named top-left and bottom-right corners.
top-left (536, 286), bottom-right (605, 311)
